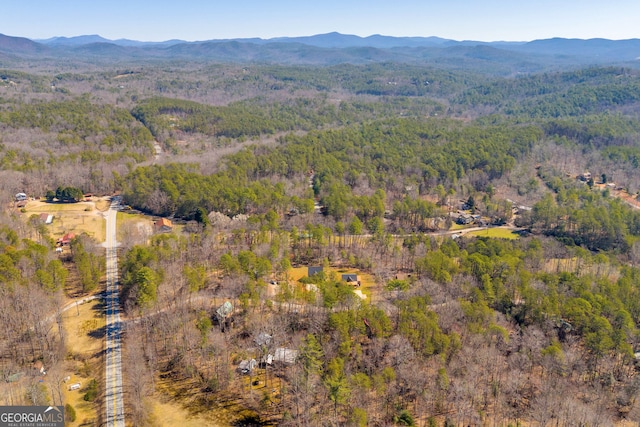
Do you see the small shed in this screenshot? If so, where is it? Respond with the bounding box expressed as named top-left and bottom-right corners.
top-left (155, 218), bottom-right (173, 232)
top-left (215, 301), bottom-right (233, 321)
top-left (39, 213), bottom-right (53, 224)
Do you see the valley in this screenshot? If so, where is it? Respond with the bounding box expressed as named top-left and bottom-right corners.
top-left (3, 35), bottom-right (640, 426)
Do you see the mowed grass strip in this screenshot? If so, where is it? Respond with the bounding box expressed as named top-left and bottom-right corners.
top-left (465, 227), bottom-right (519, 239)
top-left (24, 200), bottom-right (94, 213)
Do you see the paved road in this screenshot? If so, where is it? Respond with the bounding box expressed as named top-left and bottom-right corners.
top-left (104, 199), bottom-right (125, 427)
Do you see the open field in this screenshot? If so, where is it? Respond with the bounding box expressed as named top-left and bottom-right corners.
top-left (18, 196), bottom-right (160, 247)
top-left (334, 267), bottom-right (376, 300)
top-left (288, 265), bottom-right (378, 301)
top-left (116, 211), bottom-right (154, 245)
top-left (465, 227), bottom-right (520, 239)
top-left (21, 199), bottom-right (106, 242)
top-left (449, 222), bottom-right (468, 231)
top-left (288, 266), bottom-right (312, 282)
top-left (61, 298), bottom-right (104, 427)
top-left (150, 398), bottom-right (222, 427)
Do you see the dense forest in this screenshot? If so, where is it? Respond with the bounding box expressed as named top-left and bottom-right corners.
top-left (4, 59), bottom-right (640, 426)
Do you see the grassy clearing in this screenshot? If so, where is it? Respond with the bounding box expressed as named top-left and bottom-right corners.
top-left (287, 266), bottom-right (309, 282)
top-left (61, 298), bottom-right (104, 427)
top-left (288, 266), bottom-right (378, 302)
top-left (24, 200), bottom-right (95, 213)
top-left (465, 227), bottom-right (519, 239)
top-left (449, 222), bottom-right (468, 231)
top-left (63, 299), bottom-right (105, 356)
top-left (334, 267), bottom-right (377, 301)
top-left (149, 399), bottom-right (221, 427)
top-left (23, 200), bottom-right (105, 242)
top-left (116, 211), bottom-right (154, 244)
top-left (359, 272), bottom-right (377, 300)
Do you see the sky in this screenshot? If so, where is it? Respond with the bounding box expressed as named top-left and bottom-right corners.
top-left (2, 0), bottom-right (640, 42)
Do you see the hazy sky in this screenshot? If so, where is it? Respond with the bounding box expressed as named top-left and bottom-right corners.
top-left (3, 0), bottom-right (639, 42)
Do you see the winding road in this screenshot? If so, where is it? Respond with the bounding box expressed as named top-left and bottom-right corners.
top-left (104, 198), bottom-right (125, 427)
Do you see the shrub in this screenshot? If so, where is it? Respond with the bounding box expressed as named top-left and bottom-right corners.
top-left (83, 379), bottom-right (98, 402)
top-left (65, 404), bottom-right (76, 422)
top-left (386, 279), bottom-right (409, 291)
top-left (394, 410), bottom-right (415, 426)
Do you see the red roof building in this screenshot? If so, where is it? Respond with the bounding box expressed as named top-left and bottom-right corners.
top-left (155, 218), bottom-right (173, 232)
top-left (59, 233), bottom-right (76, 245)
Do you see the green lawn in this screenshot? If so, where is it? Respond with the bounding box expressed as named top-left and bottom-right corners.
top-left (465, 228), bottom-right (519, 239)
top-left (449, 223), bottom-right (467, 231)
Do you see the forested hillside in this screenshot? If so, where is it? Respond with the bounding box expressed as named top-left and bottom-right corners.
top-left (4, 59), bottom-right (640, 426)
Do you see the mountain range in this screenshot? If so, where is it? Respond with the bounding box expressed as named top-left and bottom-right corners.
top-left (1, 32), bottom-right (639, 73)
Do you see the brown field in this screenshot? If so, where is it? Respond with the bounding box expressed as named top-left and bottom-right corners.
top-left (21, 199), bottom-right (107, 242)
top-left (149, 399), bottom-right (218, 427)
top-left (61, 298), bottom-right (104, 427)
top-left (116, 211), bottom-right (154, 245)
top-left (287, 266), bottom-right (310, 282)
top-left (19, 196), bottom-right (162, 247)
top-left (147, 370), bottom-right (272, 427)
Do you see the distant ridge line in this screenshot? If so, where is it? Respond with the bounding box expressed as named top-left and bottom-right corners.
top-left (1, 32), bottom-right (639, 69)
